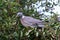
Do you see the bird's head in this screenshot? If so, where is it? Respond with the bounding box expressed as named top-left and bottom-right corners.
top-left (16, 12), bottom-right (24, 19)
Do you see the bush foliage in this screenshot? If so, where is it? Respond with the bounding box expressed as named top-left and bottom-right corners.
top-left (0, 0), bottom-right (60, 40)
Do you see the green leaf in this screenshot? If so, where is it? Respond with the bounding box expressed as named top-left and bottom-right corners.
top-left (0, 17), bottom-right (2, 20)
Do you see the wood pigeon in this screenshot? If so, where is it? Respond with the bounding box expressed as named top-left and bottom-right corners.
top-left (16, 12), bottom-right (45, 28)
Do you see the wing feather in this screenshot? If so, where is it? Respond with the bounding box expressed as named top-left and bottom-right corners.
top-left (21, 16), bottom-right (45, 27)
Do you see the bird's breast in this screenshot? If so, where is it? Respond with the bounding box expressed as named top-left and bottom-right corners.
top-left (20, 19), bottom-right (33, 27)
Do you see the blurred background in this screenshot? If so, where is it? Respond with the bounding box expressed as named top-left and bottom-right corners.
top-left (0, 0), bottom-right (60, 40)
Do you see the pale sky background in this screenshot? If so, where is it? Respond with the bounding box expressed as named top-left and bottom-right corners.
top-left (32, 0), bottom-right (60, 16)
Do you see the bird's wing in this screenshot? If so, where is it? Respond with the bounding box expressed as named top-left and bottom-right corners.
top-left (24, 16), bottom-right (44, 23)
top-left (20, 18), bottom-right (34, 27)
top-left (21, 16), bottom-right (45, 27)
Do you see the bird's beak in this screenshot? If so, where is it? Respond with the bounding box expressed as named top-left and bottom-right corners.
top-left (16, 13), bottom-right (19, 18)
top-left (16, 15), bottom-right (18, 18)
top-left (16, 15), bottom-right (19, 25)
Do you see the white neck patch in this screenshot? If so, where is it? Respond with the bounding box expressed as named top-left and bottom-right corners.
top-left (22, 16), bottom-right (25, 18)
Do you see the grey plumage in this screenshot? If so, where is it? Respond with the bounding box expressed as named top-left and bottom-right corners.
top-left (16, 12), bottom-right (45, 28)
top-left (57, 16), bottom-right (60, 21)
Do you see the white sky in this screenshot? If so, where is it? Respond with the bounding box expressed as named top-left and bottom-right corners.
top-left (32, 0), bottom-right (60, 16)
